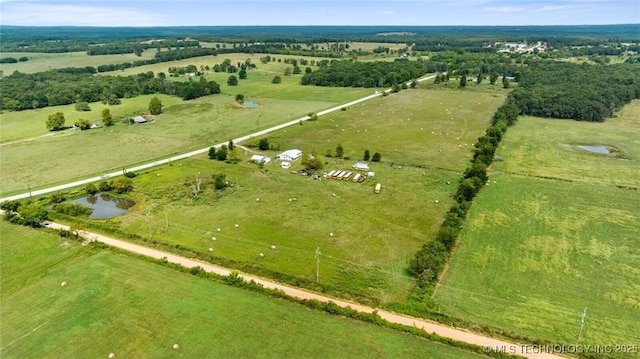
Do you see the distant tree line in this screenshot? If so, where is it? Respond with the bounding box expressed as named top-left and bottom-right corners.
top-left (301, 59), bottom-right (446, 87)
top-left (86, 40), bottom-right (200, 56)
top-left (0, 70), bottom-right (220, 111)
top-left (510, 61), bottom-right (640, 121)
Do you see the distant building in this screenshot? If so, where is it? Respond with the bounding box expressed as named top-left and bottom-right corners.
top-left (276, 149), bottom-right (302, 162)
top-left (133, 116), bottom-right (147, 124)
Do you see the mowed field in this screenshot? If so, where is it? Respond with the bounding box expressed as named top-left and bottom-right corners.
top-left (0, 57), bottom-right (374, 195)
top-left (434, 101), bottom-right (640, 348)
top-left (69, 86), bottom-right (507, 305)
top-left (0, 51), bottom-right (157, 74)
top-left (0, 222), bottom-right (488, 359)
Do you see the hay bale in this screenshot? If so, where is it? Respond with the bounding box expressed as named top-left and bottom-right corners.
top-left (234, 224), bottom-right (239, 228)
top-left (216, 228), bottom-right (221, 232)
top-left (173, 344), bottom-right (179, 350)
top-left (61, 281), bottom-right (68, 287)
top-left (256, 198), bottom-right (260, 202)
top-left (208, 248), bottom-right (213, 252)
top-left (108, 353), bottom-right (116, 359)
top-left (329, 232), bottom-right (334, 237)
top-left (211, 237), bottom-right (216, 241)
top-left (259, 253), bottom-right (265, 258)
top-left (435, 200), bottom-right (439, 204)
top-left (271, 245), bottom-right (276, 250)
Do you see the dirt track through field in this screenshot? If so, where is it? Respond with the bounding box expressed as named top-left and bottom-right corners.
top-left (44, 221), bottom-right (562, 359)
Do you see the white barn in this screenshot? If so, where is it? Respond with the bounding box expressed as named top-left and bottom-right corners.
top-left (276, 149), bottom-right (302, 161)
top-left (250, 154), bottom-right (271, 164)
top-left (352, 162), bottom-right (370, 171)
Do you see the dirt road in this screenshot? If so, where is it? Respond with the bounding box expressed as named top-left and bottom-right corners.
top-left (44, 221), bottom-right (562, 359)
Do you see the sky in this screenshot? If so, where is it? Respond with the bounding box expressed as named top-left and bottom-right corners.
top-left (0, 0), bottom-right (638, 27)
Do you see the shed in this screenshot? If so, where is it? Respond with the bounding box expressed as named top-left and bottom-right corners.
top-left (133, 116), bottom-right (147, 124)
top-left (250, 154), bottom-right (271, 164)
top-left (353, 162), bottom-right (370, 171)
top-left (281, 161), bottom-right (291, 169)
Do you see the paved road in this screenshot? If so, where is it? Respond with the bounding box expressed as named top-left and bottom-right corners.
top-left (42, 221), bottom-right (561, 359)
top-left (0, 74), bottom-right (435, 203)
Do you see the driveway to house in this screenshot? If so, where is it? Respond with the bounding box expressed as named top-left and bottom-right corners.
top-left (0, 74), bottom-right (436, 203)
top-left (40, 220), bottom-right (562, 359)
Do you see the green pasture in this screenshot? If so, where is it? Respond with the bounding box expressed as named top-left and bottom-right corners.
top-left (0, 84), bottom-right (371, 195)
top-left (492, 100), bottom-right (640, 188)
top-left (0, 51), bottom-right (157, 74)
top-left (62, 87), bottom-right (506, 304)
top-left (0, 222), bottom-right (487, 359)
top-left (434, 173), bottom-right (640, 347)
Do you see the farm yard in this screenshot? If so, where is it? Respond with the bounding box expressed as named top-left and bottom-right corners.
top-left (434, 100), bottom-right (640, 348)
top-left (55, 86), bottom-right (507, 305)
top-left (0, 222), bottom-right (488, 359)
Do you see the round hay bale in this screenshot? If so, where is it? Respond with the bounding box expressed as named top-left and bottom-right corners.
top-left (108, 353), bottom-right (116, 359)
top-left (435, 200), bottom-right (439, 204)
top-left (329, 232), bottom-right (334, 237)
top-left (288, 198), bottom-right (292, 202)
top-left (271, 245), bottom-right (276, 250)
top-left (208, 248), bottom-right (213, 252)
top-left (259, 253), bottom-right (265, 258)
top-left (173, 344), bottom-right (179, 350)
top-left (256, 198), bottom-right (260, 202)
top-left (216, 228), bottom-right (221, 232)
top-left (211, 237), bottom-right (216, 241)
top-left (234, 224), bottom-right (239, 228)
top-left (446, 181), bottom-right (451, 185)
top-left (61, 281), bottom-right (68, 287)
top-left (332, 193), bottom-right (336, 197)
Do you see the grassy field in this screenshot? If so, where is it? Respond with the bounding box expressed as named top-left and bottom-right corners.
top-left (492, 100), bottom-right (640, 188)
top-left (434, 102), bottom-right (640, 348)
top-left (0, 68), bottom-right (373, 195)
top-left (0, 221), bottom-right (488, 359)
top-left (0, 51), bottom-right (157, 74)
top-left (61, 86), bottom-right (507, 305)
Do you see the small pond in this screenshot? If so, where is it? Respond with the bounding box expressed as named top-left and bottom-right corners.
top-left (71, 193), bottom-right (135, 219)
top-left (243, 101), bottom-right (259, 108)
top-left (577, 145), bottom-right (610, 154)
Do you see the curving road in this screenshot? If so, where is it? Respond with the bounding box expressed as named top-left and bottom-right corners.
top-left (41, 220), bottom-right (561, 359)
top-left (0, 75), bottom-right (434, 203)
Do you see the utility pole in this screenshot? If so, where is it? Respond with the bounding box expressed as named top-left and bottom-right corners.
top-left (27, 184), bottom-right (33, 201)
top-left (315, 247), bottom-right (321, 283)
top-left (577, 307), bottom-right (587, 343)
top-left (165, 212), bottom-right (169, 230)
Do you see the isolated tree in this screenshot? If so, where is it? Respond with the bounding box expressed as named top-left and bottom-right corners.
top-left (227, 75), bottom-right (238, 86)
top-left (101, 108), bottom-right (114, 126)
top-left (216, 145), bottom-right (228, 161)
top-left (372, 152), bottom-right (382, 162)
top-left (410, 80), bottom-right (418, 88)
top-left (112, 177), bottom-right (133, 194)
top-left (239, 68), bottom-right (247, 79)
top-left (46, 112), bottom-right (66, 131)
top-left (258, 138), bottom-right (269, 151)
top-left (284, 67), bottom-right (292, 76)
top-left (292, 66), bottom-right (301, 75)
top-left (213, 173), bottom-right (227, 190)
top-left (271, 75), bottom-right (282, 84)
top-left (476, 73), bottom-right (484, 84)
top-left (502, 76), bottom-right (510, 89)
top-left (228, 139), bottom-right (235, 151)
top-left (489, 73), bottom-right (499, 85)
top-left (235, 94), bottom-right (245, 103)
top-left (17, 202), bottom-right (49, 227)
top-left (85, 183), bottom-right (98, 195)
top-left (459, 75), bottom-right (467, 87)
top-left (149, 96), bottom-right (162, 115)
top-left (335, 144), bottom-right (344, 158)
top-left (208, 147), bottom-right (217, 159)
top-left (302, 154), bottom-right (324, 170)
top-left (305, 67), bottom-right (312, 74)
top-left (363, 149), bottom-right (370, 161)
top-left (75, 101), bottom-right (91, 111)
top-left (74, 118), bottom-right (91, 130)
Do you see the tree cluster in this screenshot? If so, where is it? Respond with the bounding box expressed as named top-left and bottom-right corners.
top-left (300, 59), bottom-right (443, 87)
top-left (1, 200), bottom-right (49, 227)
top-left (0, 70), bottom-right (220, 111)
top-left (510, 61), bottom-right (640, 121)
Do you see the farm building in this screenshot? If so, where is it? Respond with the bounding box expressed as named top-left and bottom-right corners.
top-left (281, 161), bottom-right (291, 169)
top-left (353, 162), bottom-right (370, 171)
top-left (276, 149), bottom-right (302, 161)
top-left (250, 154), bottom-right (271, 164)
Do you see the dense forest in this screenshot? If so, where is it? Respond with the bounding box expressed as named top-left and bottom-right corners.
top-left (0, 70), bottom-right (220, 111)
top-left (510, 62), bottom-right (640, 121)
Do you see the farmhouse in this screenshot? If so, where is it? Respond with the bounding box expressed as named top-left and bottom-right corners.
top-left (352, 162), bottom-right (370, 171)
top-left (250, 154), bottom-right (271, 164)
top-left (276, 149), bottom-right (302, 161)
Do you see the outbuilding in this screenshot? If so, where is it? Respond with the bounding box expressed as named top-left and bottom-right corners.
top-left (250, 154), bottom-right (271, 164)
top-left (352, 162), bottom-right (370, 171)
top-left (276, 149), bottom-right (302, 162)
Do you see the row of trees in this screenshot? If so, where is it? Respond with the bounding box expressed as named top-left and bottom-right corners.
top-left (408, 102), bottom-right (519, 290)
top-left (1, 70), bottom-right (219, 111)
top-left (510, 61), bottom-right (640, 121)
